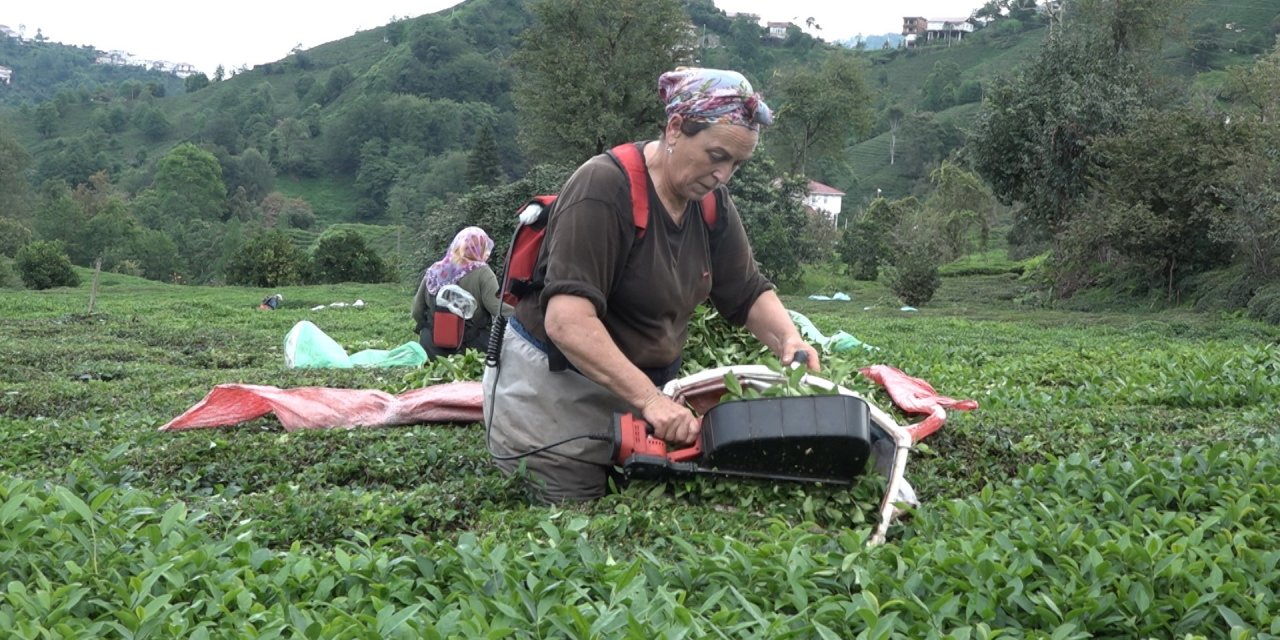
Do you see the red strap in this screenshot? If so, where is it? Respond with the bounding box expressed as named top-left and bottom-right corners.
top-left (609, 142), bottom-right (720, 237)
top-left (700, 191), bottom-right (718, 228)
top-left (609, 143), bottom-right (650, 238)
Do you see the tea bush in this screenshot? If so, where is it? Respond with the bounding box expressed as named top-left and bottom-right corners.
top-left (310, 228), bottom-right (390, 284)
top-left (14, 240), bottom-right (80, 289)
top-left (0, 276), bottom-right (1277, 637)
top-left (224, 229), bottom-right (308, 287)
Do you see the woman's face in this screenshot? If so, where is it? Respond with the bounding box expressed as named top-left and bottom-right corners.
top-left (665, 120), bottom-right (758, 202)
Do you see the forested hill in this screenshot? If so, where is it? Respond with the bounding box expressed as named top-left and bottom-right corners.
top-left (0, 34), bottom-right (185, 106)
top-left (3, 0), bottom-right (1273, 219)
top-left (2, 0), bottom-right (1279, 324)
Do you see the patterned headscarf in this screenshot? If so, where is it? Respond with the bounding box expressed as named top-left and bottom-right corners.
top-left (423, 226), bottom-right (494, 296)
top-left (658, 67), bottom-right (773, 130)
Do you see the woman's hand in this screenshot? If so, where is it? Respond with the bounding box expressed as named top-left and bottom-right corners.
top-left (640, 392), bottom-right (700, 445)
top-left (779, 337), bottom-right (821, 372)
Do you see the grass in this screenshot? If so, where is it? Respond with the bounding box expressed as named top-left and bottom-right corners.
top-left (0, 271), bottom-right (1278, 636)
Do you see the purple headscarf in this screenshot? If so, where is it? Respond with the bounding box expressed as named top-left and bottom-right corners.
top-left (423, 226), bottom-right (494, 296)
top-left (658, 67), bottom-right (773, 130)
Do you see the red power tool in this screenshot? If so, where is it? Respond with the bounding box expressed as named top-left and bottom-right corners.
top-left (611, 394), bottom-right (874, 484)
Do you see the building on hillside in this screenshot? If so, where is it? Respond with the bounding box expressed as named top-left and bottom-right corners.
top-left (902, 16), bottom-right (974, 46)
top-left (0, 65), bottom-right (11, 85)
top-left (805, 180), bottom-right (846, 227)
top-left (95, 50), bottom-right (131, 66)
top-left (0, 24), bottom-right (20, 40)
top-left (766, 22), bottom-right (791, 39)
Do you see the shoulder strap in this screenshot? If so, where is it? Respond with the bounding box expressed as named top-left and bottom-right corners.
top-left (700, 189), bottom-right (719, 228)
top-left (607, 143), bottom-right (651, 238)
top-left (608, 142), bottom-right (720, 238)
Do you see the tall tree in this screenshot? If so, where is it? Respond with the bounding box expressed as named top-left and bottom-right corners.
top-left (920, 61), bottom-right (961, 112)
top-left (136, 143), bottom-right (227, 229)
top-left (769, 50), bottom-right (873, 175)
top-left (511, 0), bottom-right (693, 165)
top-left (0, 126), bottom-right (33, 222)
top-left (466, 123), bottom-right (504, 189)
top-left (967, 0), bottom-right (1184, 241)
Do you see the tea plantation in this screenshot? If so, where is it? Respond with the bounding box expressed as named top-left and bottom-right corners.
top-left (1, 271), bottom-right (1277, 638)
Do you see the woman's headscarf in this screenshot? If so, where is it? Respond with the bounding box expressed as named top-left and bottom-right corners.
top-left (658, 67), bottom-right (773, 130)
top-left (423, 226), bottom-right (494, 296)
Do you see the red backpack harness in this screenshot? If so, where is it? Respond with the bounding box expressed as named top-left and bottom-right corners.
top-left (499, 142), bottom-right (719, 307)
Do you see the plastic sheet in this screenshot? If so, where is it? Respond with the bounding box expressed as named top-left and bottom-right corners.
top-left (283, 320), bottom-right (426, 369)
top-left (788, 309), bottom-right (875, 353)
top-left (159, 382), bottom-right (484, 431)
top-left (859, 364), bottom-right (979, 442)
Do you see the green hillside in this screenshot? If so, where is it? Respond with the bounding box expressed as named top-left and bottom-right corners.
top-left (0, 35), bottom-right (185, 106)
top-left (1, 0), bottom-right (1278, 300)
top-left (837, 0), bottom-right (1280, 203)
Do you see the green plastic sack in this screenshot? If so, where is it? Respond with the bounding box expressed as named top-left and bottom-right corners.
top-left (787, 310), bottom-right (876, 353)
top-left (350, 342), bottom-right (428, 368)
top-left (284, 320), bottom-right (427, 369)
top-left (284, 320), bottom-right (352, 368)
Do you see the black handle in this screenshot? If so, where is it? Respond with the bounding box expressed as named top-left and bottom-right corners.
top-left (792, 350), bottom-right (809, 366)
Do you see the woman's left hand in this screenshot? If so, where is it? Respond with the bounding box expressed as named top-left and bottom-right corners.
top-left (779, 338), bottom-right (821, 372)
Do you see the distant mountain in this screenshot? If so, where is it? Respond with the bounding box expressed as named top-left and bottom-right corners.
top-left (0, 33), bottom-right (185, 106)
top-left (839, 33), bottom-right (905, 51)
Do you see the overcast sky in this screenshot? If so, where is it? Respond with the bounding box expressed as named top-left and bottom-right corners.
top-left (2, 1), bottom-right (988, 75)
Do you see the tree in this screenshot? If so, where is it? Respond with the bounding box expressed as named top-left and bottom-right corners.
top-left (310, 228), bottom-right (389, 284)
top-left (295, 75), bottom-right (316, 101)
top-left (967, 0), bottom-right (1177, 241)
top-left (465, 123), bottom-right (504, 189)
top-left (218, 147), bottom-right (275, 205)
top-left (15, 241), bottom-right (79, 290)
top-left (319, 65), bottom-right (354, 106)
top-left (728, 154), bottom-right (811, 285)
top-left (885, 105), bottom-right (905, 166)
top-left (1084, 108), bottom-right (1243, 297)
top-left (224, 229), bottom-right (307, 287)
top-left (0, 126), bottom-right (33, 221)
top-left (926, 160), bottom-right (995, 259)
top-left (1188, 20), bottom-right (1220, 70)
top-left (184, 73), bottom-right (210, 93)
top-left (920, 61), bottom-right (961, 112)
top-left (35, 103), bottom-right (59, 138)
top-left (214, 65), bottom-right (225, 82)
top-left (139, 143), bottom-right (227, 228)
top-left (897, 112), bottom-right (962, 179)
top-left (1214, 44), bottom-right (1280, 281)
top-left (838, 196), bottom-right (917, 281)
top-left (769, 50), bottom-right (873, 175)
top-left (511, 0), bottom-right (692, 165)
top-left (134, 105), bottom-right (171, 141)
top-left (0, 218), bottom-right (33, 258)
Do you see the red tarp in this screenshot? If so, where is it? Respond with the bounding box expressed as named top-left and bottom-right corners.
top-left (159, 366), bottom-right (974, 437)
top-left (159, 382), bottom-right (484, 432)
top-left (860, 364), bottom-right (979, 442)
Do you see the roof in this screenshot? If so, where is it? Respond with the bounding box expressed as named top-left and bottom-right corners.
top-left (808, 180), bottom-right (845, 196)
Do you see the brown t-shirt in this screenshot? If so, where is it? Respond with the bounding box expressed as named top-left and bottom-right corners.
top-left (514, 144), bottom-right (773, 369)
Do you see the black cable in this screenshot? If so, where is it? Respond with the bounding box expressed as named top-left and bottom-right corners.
top-left (489, 432), bottom-right (614, 461)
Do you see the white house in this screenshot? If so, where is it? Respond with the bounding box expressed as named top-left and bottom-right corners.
top-left (766, 22), bottom-right (791, 39)
top-left (0, 66), bottom-right (11, 85)
top-left (805, 180), bottom-right (845, 227)
top-left (902, 16), bottom-right (974, 46)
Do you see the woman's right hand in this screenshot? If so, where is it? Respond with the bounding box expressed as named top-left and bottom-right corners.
top-left (640, 394), bottom-right (700, 445)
